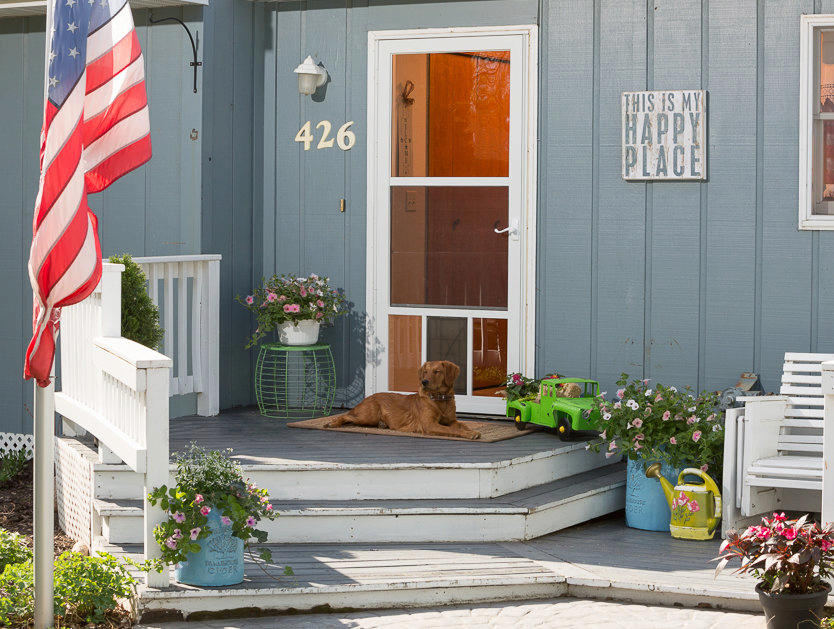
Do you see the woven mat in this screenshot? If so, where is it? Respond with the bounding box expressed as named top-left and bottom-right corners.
top-left (286, 415), bottom-right (533, 443)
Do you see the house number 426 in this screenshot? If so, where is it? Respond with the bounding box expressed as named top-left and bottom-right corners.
top-left (295, 120), bottom-right (356, 151)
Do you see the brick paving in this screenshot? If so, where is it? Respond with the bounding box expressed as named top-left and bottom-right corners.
top-left (138, 597), bottom-right (766, 628)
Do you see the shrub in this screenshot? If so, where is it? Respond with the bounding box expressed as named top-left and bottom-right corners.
top-left (715, 513), bottom-right (834, 594)
top-left (0, 551), bottom-right (137, 627)
top-left (0, 529), bottom-right (31, 573)
top-left (109, 254), bottom-right (164, 351)
top-left (0, 448), bottom-right (28, 484)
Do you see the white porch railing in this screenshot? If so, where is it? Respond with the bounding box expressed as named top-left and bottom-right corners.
top-left (822, 361), bottom-right (834, 524)
top-left (133, 255), bottom-right (220, 416)
top-left (56, 263), bottom-right (170, 587)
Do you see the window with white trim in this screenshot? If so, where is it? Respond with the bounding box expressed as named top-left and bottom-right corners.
top-left (800, 15), bottom-right (834, 229)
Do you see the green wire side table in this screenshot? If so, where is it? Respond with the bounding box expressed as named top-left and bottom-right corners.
top-left (255, 343), bottom-right (336, 420)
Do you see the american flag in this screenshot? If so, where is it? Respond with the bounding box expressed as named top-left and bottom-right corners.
top-left (25, 0), bottom-right (151, 386)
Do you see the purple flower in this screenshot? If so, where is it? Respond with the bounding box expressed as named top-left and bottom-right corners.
top-left (172, 528), bottom-right (183, 539)
top-left (172, 511), bottom-right (186, 523)
top-left (190, 527), bottom-right (201, 540)
top-left (221, 516), bottom-right (232, 526)
top-left (165, 537), bottom-right (178, 550)
top-left (246, 516), bottom-right (256, 527)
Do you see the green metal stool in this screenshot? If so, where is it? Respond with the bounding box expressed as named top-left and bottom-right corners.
top-left (255, 343), bottom-right (336, 420)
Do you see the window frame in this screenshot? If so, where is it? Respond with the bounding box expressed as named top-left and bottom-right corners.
top-left (799, 14), bottom-right (834, 229)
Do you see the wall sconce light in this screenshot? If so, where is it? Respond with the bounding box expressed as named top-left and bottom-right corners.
top-left (294, 55), bottom-right (327, 96)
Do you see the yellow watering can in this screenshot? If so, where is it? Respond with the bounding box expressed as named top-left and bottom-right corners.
top-left (645, 463), bottom-right (721, 540)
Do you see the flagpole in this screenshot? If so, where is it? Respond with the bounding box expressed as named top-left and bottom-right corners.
top-left (34, 2), bottom-right (56, 627)
top-left (33, 379), bottom-right (55, 629)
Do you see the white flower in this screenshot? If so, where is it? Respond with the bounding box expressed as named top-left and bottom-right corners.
top-left (712, 424), bottom-right (721, 432)
top-left (670, 386), bottom-right (677, 392)
top-left (645, 389), bottom-right (652, 396)
top-left (688, 407), bottom-right (696, 412)
top-left (603, 413), bottom-right (612, 421)
top-left (626, 399), bottom-right (639, 410)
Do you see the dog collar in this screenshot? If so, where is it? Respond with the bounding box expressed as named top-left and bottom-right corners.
top-left (426, 392), bottom-right (454, 402)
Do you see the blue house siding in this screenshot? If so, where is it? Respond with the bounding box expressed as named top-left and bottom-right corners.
top-left (3, 0), bottom-right (834, 434)
top-left (0, 7), bottom-right (203, 433)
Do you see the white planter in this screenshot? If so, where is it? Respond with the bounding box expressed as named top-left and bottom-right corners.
top-left (277, 320), bottom-right (320, 345)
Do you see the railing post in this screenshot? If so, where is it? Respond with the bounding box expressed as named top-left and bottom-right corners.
top-left (143, 366), bottom-right (170, 587)
top-left (822, 362), bottom-right (834, 525)
top-left (197, 259), bottom-right (220, 416)
top-left (100, 263), bottom-right (123, 338)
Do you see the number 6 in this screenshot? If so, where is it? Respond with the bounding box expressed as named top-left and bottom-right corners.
top-left (337, 121), bottom-right (356, 150)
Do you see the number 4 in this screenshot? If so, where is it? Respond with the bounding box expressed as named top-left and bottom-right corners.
top-left (295, 121), bottom-right (313, 151)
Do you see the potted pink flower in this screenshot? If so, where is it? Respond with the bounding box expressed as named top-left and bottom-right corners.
top-left (237, 273), bottom-right (348, 347)
top-left (715, 513), bottom-right (834, 628)
top-left (147, 445), bottom-right (279, 586)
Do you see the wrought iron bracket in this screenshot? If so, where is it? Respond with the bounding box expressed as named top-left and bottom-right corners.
top-left (148, 14), bottom-right (202, 94)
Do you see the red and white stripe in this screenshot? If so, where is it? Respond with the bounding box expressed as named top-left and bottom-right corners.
top-left (24, 2), bottom-right (151, 386)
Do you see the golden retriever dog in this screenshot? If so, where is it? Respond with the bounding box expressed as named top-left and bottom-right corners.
top-left (326, 360), bottom-right (481, 440)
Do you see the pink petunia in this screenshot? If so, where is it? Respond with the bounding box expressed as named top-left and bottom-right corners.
top-left (662, 410), bottom-right (671, 421)
top-left (613, 401), bottom-right (622, 409)
top-left (246, 516), bottom-right (257, 527)
top-left (193, 494), bottom-right (204, 504)
top-left (165, 537), bottom-right (178, 549)
top-left (190, 527), bottom-right (201, 540)
top-left (173, 529), bottom-right (183, 539)
top-left (686, 415), bottom-right (697, 425)
top-left (706, 414), bottom-right (716, 422)
top-left (300, 287), bottom-right (307, 297)
top-left (172, 511), bottom-right (186, 523)
top-left (221, 516), bottom-right (232, 526)
top-left (634, 433), bottom-right (645, 441)
top-left (608, 440), bottom-right (617, 451)
top-left (267, 292), bottom-right (278, 302)
top-left (700, 464), bottom-right (709, 472)
top-left (315, 312), bottom-right (324, 319)
top-left (245, 295), bottom-right (254, 305)
top-left (633, 442), bottom-right (643, 451)
top-left (278, 295), bottom-right (287, 302)
top-left (200, 505), bottom-right (211, 516)
top-left (669, 437), bottom-right (677, 445)
top-left (692, 430), bottom-right (702, 442)
top-left (265, 504), bottom-right (273, 511)
top-left (317, 300), bottom-right (325, 308)
top-left (617, 389), bottom-right (625, 399)
top-left (655, 394), bottom-right (663, 402)
top-left (632, 418), bottom-right (643, 429)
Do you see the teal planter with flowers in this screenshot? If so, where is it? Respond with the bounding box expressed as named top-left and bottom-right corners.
top-left (587, 374), bottom-right (724, 532)
top-left (148, 445), bottom-right (279, 586)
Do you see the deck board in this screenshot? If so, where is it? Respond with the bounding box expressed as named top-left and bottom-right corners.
top-left (107, 514), bottom-right (770, 615)
top-left (169, 407), bottom-right (580, 467)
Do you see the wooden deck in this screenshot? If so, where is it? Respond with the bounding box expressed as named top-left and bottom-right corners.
top-left (170, 407), bottom-right (564, 466)
top-left (114, 515), bottom-right (771, 621)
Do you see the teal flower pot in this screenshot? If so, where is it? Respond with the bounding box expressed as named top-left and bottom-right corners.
top-left (625, 458), bottom-right (686, 532)
top-left (175, 507), bottom-right (244, 586)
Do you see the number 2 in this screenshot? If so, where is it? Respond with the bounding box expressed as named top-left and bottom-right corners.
top-left (316, 121), bottom-right (334, 149)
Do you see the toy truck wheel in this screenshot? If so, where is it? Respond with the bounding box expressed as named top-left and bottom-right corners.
top-left (556, 415), bottom-right (572, 440)
top-left (511, 410), bottom-right (528, 431)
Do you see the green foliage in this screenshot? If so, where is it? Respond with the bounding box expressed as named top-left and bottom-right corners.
top-left (109, 254), bottom-right (164, 351)
top-left (0, 551), bottom-right (137, 627)
top-left (0, 529), bottom-right (31, 574)
top-left (503, 372), bottom-right (565, 402)
top-left (0, 449), bottom-right (28, 484)
top-left (587, 374), bottom-right (724, 476)
top-left (237, 273), bottom-right (348, 348)
top-left (147, 444), bottom-right (277, 565)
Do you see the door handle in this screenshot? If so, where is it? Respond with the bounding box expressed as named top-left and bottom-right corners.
top-left (494, 219), bottom-right (519, 241)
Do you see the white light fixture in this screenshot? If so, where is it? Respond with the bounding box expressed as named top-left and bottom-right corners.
top-left (294, 55), bottom-right (327, 96)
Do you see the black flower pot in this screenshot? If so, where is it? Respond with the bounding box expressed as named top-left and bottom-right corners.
top-left (756, 582), bottom-right (831, 629)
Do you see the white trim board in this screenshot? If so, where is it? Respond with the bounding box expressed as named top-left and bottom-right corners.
top-left (365, 25), bottom-right (538, 413)
top-left (0, 0), bottom-right (207, 18)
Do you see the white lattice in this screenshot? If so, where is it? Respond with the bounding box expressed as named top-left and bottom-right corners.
top-left (55, 438), bottom-right (93, 546)
top-left (0, 433), bottom-right (34, 459)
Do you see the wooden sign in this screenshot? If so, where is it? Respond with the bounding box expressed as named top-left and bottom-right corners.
top-left (621, 90), bottom-right (706, 180)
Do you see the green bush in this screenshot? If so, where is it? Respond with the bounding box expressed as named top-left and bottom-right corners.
top-left (0, 448), bottom-right (28, 484)
top-left (0, 529), bottom-right (31, 573)
top-left (109, 254), bottom-right (164, 351)
top-left (0, 551), bottom-right (137, 627)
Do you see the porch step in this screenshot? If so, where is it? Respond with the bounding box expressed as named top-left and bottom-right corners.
top-left (87, 436), bottom-right (613, 501)
top-left (95, 464), bottom-right (625, 544)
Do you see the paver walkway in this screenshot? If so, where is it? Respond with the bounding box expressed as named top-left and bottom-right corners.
top-left (138, 597), bottom-right (766, 628)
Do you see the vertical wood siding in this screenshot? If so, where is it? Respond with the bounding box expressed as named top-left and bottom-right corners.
top-left (0, 8), bottom-right (202, 433)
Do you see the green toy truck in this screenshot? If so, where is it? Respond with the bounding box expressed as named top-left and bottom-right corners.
top-left (506, 377), bottom-right (602, 440)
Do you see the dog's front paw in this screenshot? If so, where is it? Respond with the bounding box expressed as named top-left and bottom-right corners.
top-left (466, 431), bottom-right (481, 440)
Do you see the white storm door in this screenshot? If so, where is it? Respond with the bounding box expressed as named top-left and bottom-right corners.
top-left (366, 26), bottom-right (537, 414)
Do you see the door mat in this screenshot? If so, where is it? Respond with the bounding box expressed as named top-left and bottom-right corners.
top-left (286, 415), bottom-right (534, 442)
